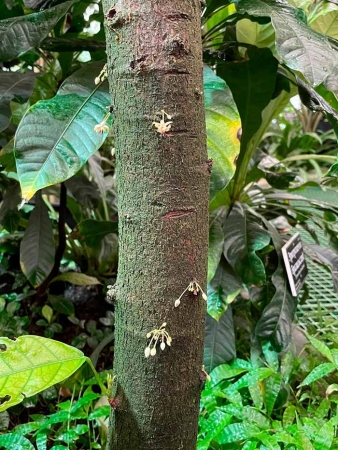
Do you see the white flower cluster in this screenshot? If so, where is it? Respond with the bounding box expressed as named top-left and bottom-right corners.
top-left (94, 64), bottom-right (108, 85)
top-left (144, 323), bottom-right (172, 358)
top-left (174, 279), bottom-right (207, 308)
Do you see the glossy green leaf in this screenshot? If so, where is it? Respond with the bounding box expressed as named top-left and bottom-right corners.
top-left (204, 307), bottom-right (236, 373)
top-left (208, 209), bottom-right (225, 282)
top-left (223, 203), bottom-right (270, 285)
top-left (77, 219), bottom-right (118, 248)
top-left (0, 335), bottom-right (86, 412)
top-left (299, 362), bottom-right (336, 387)
top-left (204, 66), bottom-right (241, 202)
top-left (42, 304), bottom-right (53, 323)
top-left (264, 373), bottom-right (282, 416)
top-left (283, 405), bottom-right (296, 428)
top-left (207, 258), bottom-right (241, 321)
top-left (20, 194), bottom-right (55, 287)
top-left (217, 47), bottom-right (278, 164)
top-left (237, 0), bottom-right (338, 86)
top-left (0, 1), bottom-right (77, 62)
top-left (0, 72), bottom-right (36, 132)
top-left (15, 62), bottom-right (112, 201)
top-left (51, 272), bottom-right (101, 286)
top-left (307, 334), bottom-right (334, 362)
top-left (216, 422), bottom-right (260, 444)
top-left (202, 409), bottom-right (232, 444)
top-left (313, 421), bottom-right (334, 450)
top-left (0, 434), bottom-right (35, 450)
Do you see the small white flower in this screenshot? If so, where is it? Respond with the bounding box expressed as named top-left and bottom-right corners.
top-left (174, 299), bottom-right (180, 307)
top-left (144, 347), bottom-right (151, 358)
top-left (160, 342), bottom-right (165, 351)
top-left (94, 76), bottom-right (101, 85)
top-left (94, 122), bottom-right (110, 134)
top-left (146, 332), bottom-right (152, 338)
top-left (202, 292), bottom-right (207, 301)
top-left (150, 347), bottom-right (157, 356)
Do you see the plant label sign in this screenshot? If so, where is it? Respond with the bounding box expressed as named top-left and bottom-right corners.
top-left (282, 233), bottom-right (308, 297)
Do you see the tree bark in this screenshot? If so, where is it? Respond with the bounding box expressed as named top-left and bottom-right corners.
top-left (102, 1), bottom-right (209, 449)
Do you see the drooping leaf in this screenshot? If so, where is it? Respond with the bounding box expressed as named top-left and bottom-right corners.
top-left (0, 335), bottom-right (86, 412)
top-left (208, 209), bottom-right (226, 282)
top-left (0, 72), bottom-right (36, 132)
top-left (204, 65), bottom-right (241, 203)
top-left (0, 181), bottom-right (21, 232)
top-left (210, 364), bottom-right (248, 386)
top-left (15, 62), bottom-right (112, 201)
top-left (51, 272), bottom-right (101, 286)
top-left (20, 194), bottom-right (55, 287)
top-left (0, 1), bottom-right (77, 62)
top-left (255, 221), bottom-right (295, 351)
top-left (207, 257), bottom-right (241, 321)
top-left (223, 203), bottom-right (271, 285)
top-left (236, 0), bottom-right (338, 86)
top-left (216, 47), bottom-right (278, 163)
top-left (204, 307), bottom-right (236, 373)
top-left (76, 219), bottom-right (118, 248)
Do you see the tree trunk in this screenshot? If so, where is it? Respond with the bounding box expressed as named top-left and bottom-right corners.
top-left (102, 1), bottom-right (209, 449)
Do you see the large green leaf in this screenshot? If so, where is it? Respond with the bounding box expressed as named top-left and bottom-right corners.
top-left (255, 220), bottom-right (296, 351)
top-left (208, 209), bottom-right (226, 282)
top-left (236, 0), bottom-right (338, 86)
top-left (204, 66), bottom-right (241, 202)
top-left (15, 62), bottom-right (112, 201)
top-left (223, 203), bottom-right (271, 285)
top-left (20, 194), bottom-right (55, 287)
top-left (0, 72), bottom-right (36, 133)
top-left (0, 1), bottom-right (76, 62)
top-left (236, 18), bottom-right (275, 49)
top-left (0, 335), bottom-right (86, 412)
top-left (204, 308), bottom-right (236, 373)
top-left (217, 47), bottom-right (278, 155)
top-left (207, 257), bottom-right (242, 321)
top-left (311, 3), bottom-right (338, 40)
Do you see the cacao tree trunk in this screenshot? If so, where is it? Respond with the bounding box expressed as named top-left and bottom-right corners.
top-left (102, 1), bottom-right (209, 449)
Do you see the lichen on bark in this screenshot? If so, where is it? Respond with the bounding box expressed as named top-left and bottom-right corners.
top-left (102, 1), bottom-right (209, 449)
